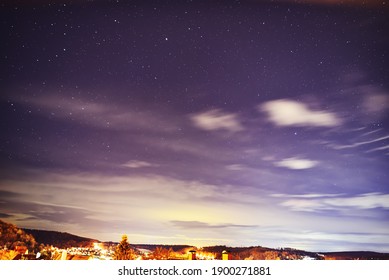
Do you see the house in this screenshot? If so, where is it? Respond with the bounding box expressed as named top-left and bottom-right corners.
top-left (188, 250), bottom-right (196, 260)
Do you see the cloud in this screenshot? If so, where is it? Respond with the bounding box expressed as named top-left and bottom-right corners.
top-left (277, 192), bottom-right (389, 212)
top-left (363, 93), bottom-right (389, 115)
top-left (0, 197), bottom-right (96, 227)
top-left (0, 172), bottom-right (262, 226)
top-left (260, 99), bottom-right (341, 127)
top-left (170, 220), bottom-right (257, 229)
top-left (2, 170), bottom-right (388, 250)
top-left (271, 193), bottom-right (342, 198)
top-left (11, 93), bottom-right (179, 133)
top-left (367, 145), bottom-right (389, 153)
top-left (0, 171), bottom-right (272, 244)
top-left (0, 213), bottom-right (13, 218)
top-left (361, 129), bottom-right (382, 137)
top-left (122, 160), bottom-right (156, 168)
top-left (325, 193), bottom-right (389, 209)
top-left (0, 190), bottom-right (22, 199)
top-left (330, 135), bottom-right (389, 150)
top-left (190, 109), bottom-right (244, 133)
top-left (226, 164), bottom-right (245, 171)
top-left (275, 157), bottom-right (318, 170)
top-left (342, 85), bottom-right (389, 123)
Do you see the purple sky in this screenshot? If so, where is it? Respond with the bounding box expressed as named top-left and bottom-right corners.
top-left (1, 0), bottom-right (388, 252)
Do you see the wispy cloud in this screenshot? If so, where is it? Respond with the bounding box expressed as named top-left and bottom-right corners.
top-left (12, 93), bottom-right (178, 132)
top-left (0, 213), bottom-right (13, 218)
top-left (260, 99), bottom-right (341, 127)
top-left (361, 129), bottom-right (382, 137)
top-left (275, 157), bottom-right (319, 170)
top-left (190, 109), bottom-right (244, 133)
top-left (122, 160), bottom-right (156, 168)
top-left (271, 193), bottom-right (342, 198)
top-left (277, 192), bottom-right (389, 212)
top-left (330, 135), bottom-right (389, 150)
top-left (170, 220), bottom-right (257, 229)
top-left (0, 171), bottom-right (271, 244)
top-left (225, 164), bottom-right (246, 171)
top-left (367, 145), bottom-right (389, 153)
top-left (325, 193), bottom-right (389, 209)
top-left (0, 172), bottom-right (262, 224)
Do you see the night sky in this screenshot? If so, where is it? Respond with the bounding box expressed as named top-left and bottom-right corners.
top-left (1, 0), bottom-right (389, 252)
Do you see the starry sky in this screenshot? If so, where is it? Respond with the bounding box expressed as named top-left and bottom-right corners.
top-left (1, 0), bottom-right (389, 252)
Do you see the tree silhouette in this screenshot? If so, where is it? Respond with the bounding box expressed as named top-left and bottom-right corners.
top-left (0, 219), bottom-right (37, 252)
top-left (113, 235), bottom-right (135, 260)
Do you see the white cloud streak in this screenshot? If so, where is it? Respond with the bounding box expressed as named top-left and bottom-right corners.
top-left (271, 193), bottom-right (343, 198)
top-left (122, 160), bottom-right (156, 168)
top-left (277, 192), bottom-right (389, 212)
top-left (190, 109), bottom-right (244, 133)
top-left (367, 145), bottom-right (389, 153)
top-left (226, 164), bottom-right (246, 171)
top-left (275, 157), bottom-right (319, 170)
top-left (260, 99), bottom-right (341, 127)
top-left (331, 135), bottom-right (389, 150)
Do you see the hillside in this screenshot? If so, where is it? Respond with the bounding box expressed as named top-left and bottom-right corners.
top-left (202, 245), bottom-right (324, 260)
top-left (319, 251), bottom-right (389, 260)
top-left (133, 244), bottom-right (192, 253)
top-left (23, 228), bottom-right (98, 249)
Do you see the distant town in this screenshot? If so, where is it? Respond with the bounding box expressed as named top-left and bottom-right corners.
top-left (1, 220), bottom-right (389, 260)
